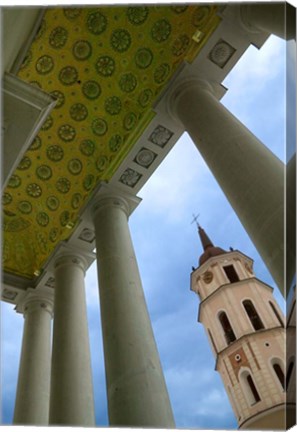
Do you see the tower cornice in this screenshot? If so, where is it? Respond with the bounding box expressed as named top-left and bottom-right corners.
top-left (191, 249), bottom-right (254, 277)
top-left (197, 277), bottom-right (274, 322)
top-left (238, 403), bottom-right (289, 430)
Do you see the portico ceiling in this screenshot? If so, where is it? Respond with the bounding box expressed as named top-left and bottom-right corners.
top-left (2, 5), bottom-right (219, 279)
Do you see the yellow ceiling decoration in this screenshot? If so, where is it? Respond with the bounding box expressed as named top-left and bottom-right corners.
top-left (2, 5), bottom-right (220, 279)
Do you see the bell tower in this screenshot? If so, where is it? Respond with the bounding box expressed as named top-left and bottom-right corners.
top-left (190, 226), bottom-right (290, 430)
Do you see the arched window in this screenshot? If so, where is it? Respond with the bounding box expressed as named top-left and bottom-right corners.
top-left (240, 370), bottom-right (261, 405)
top-left (218, 311), bottom-right (236, 345)
top-left (272, 361), bottom-right (285, 390)
top-left (243, 300), bottom-right (264, 331)
top-left (269, 301), bottom-right (284, 327)
top-left (286, 359), bottom-right (295, 390)
top-left (246, 374), bottom-right (261, 404)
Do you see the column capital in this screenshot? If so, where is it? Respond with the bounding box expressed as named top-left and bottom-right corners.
top-left (42, 243), bottom-right (96, 280)
top-left (239, 3), bottom-right (294, 41)
top-left (239, 4), bottom-right (263, 34)
top-left (166, 78), bottom-right (216, 123)
top-left (54, 253), bottom-right (88, 274)
top-left (92, 183), bottom-right (141, 220)
top-left (93, 195), bottom-right (130, 219)
top-left (16, 287), bottom-right (54, 317)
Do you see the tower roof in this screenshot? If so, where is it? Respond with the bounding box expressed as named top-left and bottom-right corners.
top-left (198, 226), bottom-right (227, 266)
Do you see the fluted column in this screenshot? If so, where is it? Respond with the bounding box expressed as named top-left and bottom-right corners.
top-left (93, 193), bottom-right (175, 427)
top-left (13, 289), bottom-right (53, 425)
top-left (240, 3), bottom-right (296, 41)
top-left (169, 79), bottom-right (284, 294)
top-left (49, 254), bottom-right (95, 426)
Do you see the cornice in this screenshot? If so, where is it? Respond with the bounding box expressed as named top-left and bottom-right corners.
top-left (191, 249), bottom-right (254, 278)
top-left (197, 277), bottom-right (274, 322)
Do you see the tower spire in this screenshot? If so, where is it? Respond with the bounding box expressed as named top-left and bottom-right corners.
top-left (198, 225), bottom-right (214, 251)
top-left (193, 224), bottom-right (227, 266)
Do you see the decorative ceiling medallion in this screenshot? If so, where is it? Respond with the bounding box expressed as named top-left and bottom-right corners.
top-left (208, 39), bottom-right (236, 68)
top-left (3, 5), bottom-right (220, 279)
top-left (119, 168), bottom-right (142, 188)
top-left (148, 125), bottom-right (174, 148)
top-left (134, 148), bottom-right (157, 168)
top-left (127, 6), bottom-right (149, 25)
top-left (2, 288), bottom-right (17, 301)
top-left (78, 227), bottom-right (95, 243)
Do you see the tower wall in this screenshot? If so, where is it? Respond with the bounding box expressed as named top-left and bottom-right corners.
top-left (191, 246), bottom-right (287, 429)
top-left (216, 329), bottom-right (285, 428)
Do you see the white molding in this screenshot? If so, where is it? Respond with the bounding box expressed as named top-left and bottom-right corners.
top-left (36, 242), bottom-right (96, 289)
top-left (2, 72), bottom-right (56, 189)
top-left (10, 9), bottom-right (46, 75)
top-left (15, 286), bottom-right (54, 315)
top-left (1, 7), bottom-right (44, 76)
top-left (3, 73), bottom-right (54, 109)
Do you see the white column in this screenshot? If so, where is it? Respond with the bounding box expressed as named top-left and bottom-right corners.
top-left (169, 79), bottom-right (284, 293)
top-left (49, 254), bottom-right (95, 426)
top-left (93, 194), bottom-right (175, 427)
top-left (13, 290), bottom-right (53, 425)
top-left (286, 154), bottom-right (296, 291)
top-left (240, 3), bottom-right (296, 41)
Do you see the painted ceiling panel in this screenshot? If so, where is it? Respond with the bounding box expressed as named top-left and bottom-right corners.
top-left (2, 5), bottom-right (219, 279)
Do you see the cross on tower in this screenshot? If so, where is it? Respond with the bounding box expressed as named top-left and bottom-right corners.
top-left (191, 213), bottom-right (200, 228)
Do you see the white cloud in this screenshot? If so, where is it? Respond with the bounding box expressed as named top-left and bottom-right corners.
top-left (164, 363), bottom-right (236, 428)
top-left (85, 261), bottom-right (100, 307)
top-left (166, 364), bottom-right (214, 389)
top-left (137, 133), bottom-right (214, 225)
top-left (223, 35), bottom-right (285, 99)
top-left (1, 303), bottom-right (23, 422)
top-left (192, 388), bottom-right (233, 417)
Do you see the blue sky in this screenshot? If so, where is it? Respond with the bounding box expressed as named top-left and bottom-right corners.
top-left (1, 33), bottom-right (290, 429)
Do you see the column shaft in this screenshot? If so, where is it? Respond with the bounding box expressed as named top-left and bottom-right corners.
top-left (93, 196), bottom-right (175, 427)
top-left (13, 297), bottom-right (53, 425)
top-left (49, 255), bottom-right (95, 426)
top-left (286, 154), bottom-right (296, 291)
top-left (172, 80), bottom-right (284, 293)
